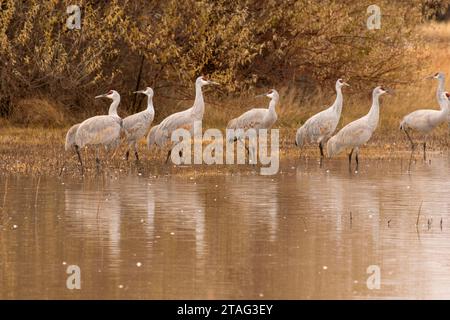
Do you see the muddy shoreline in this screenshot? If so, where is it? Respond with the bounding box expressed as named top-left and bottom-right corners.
top-left (0, 127), bottom-right (448, 177)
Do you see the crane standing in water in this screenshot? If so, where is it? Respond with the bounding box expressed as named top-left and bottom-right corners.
top-left (74, 90), bottom-right (123, 174)
top-left (147, 76), bottom-right (219, 163)
top-left (295, 79), bottom-right (349, 161)
top-left (227, 89), bottom-right (279, 163)
top-left (122, 87), bottom-right (155, 161)
top-left (400, 91), bottom-right (450, 160)
top-left (327, 86), bottom-right (389, 172)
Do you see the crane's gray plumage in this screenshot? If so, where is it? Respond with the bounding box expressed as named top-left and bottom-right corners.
top-left (400, 91), bottom-right (450, 159)
top-left (327, 86), bottom-right (389, 171)
top-left (147, 76), bottom-right (219, 162)
top-left (74, 90), bottom-right (122, 173)
top-left (295, 79), bottom-right (349, 158)
top-left (123, 87), bottom-right (155, 160)
top-left (147, 124), bottom-right (159, 148)
top-left (65, 123), bottom-right (80, 151)
top-left (227, 89), bottom-right (279, 163)
top-left (227, 89), bottom-right (279, 132)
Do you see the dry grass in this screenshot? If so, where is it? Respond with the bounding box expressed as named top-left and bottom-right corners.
top-left (8, 98), bottom-right (67, 127)
top-left (0, 125), bottom-right (447, 177)
top-left (1, 22), bottom-right (450, 176)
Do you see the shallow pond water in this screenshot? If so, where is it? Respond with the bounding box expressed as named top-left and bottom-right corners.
top-left (1, 153), bottom-right (450, 299)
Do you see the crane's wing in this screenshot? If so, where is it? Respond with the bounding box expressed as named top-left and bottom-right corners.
top-left (401, 109), bottom-right (442, 131)
top-left (153, 109), bottom-right (194, 146)
top-left (123, 111), bottom-right (154, 140)
top-left (336, 118), bottom-right (373, 147)
top-left (75, 115), bottom-right (122, 147)
top-left (227, 108), bottom-right (266, 130)
top-left (300, 109), bottom-right (337, 143)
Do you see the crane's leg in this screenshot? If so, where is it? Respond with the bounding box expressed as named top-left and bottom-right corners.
top-left (75, 145), bottom-right (84, 175)
top-left (236, 137), bottom-right (250, 160)
top-left (165, 149), bottom-right (172, 164)
top-left (319, 141), bottom-right (324, 158)
top-left (125, 150), bottom-right (130, 161)
top-left (355, 148), bottom-right (360, 172)
top-left (348, 148), bottom-right (354, 172)
top-left (423, 141), bottom-right (427, 161)
top-left (58, 159), bottom-right (66, 176)
top-left (134, 143), bottom-right (139, 161)
top-left (403, 129), bottom-right (415, 152)
top-left (319, 141), bottom-right (324, 167)
top-left (408, 149), bottom-right (414, 172)
top-left (95, 147), bottom-right (101, 172)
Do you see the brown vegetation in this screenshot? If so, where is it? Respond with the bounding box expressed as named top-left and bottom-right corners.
top-left (0, 0), bottom-right (438, 123)
top-left (1, 2), bottom-right (450, 176)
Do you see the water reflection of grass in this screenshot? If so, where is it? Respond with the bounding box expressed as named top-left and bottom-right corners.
top-left (0, 127), bottom-right (447, 177)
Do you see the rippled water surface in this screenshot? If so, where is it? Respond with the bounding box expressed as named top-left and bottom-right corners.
top-left (1, 154), bottom-right (450, 299)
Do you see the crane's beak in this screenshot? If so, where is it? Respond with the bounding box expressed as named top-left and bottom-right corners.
top-left (95, 93), bottom-right (107, 99)
top-left (134, 90), bottom-right (144, 94)
top-left (255, 93), bottom-right (266, 98)
top-left (207, 80), bottom-right (220, 85)
top-left (343, 82), bottom-right (350, 87)
top-left (424, 75), bottom-right (435, 80)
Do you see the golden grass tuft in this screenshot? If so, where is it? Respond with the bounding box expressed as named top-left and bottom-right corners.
top-left (9, 98), bottom-right (67, 127)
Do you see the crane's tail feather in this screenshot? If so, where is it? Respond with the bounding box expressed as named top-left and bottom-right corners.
top-left (65, 123), bottom-right (80, 152)
top-left (227, 118), bottom-right (237, 130)
top-left (326, 136), bottom-right (342, 158)
top-left (147, 125), bottom-right (159, 149)
top-left (295, 127), bottom-right (306, 148)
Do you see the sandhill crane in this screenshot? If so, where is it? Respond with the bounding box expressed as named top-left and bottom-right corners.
top-left (295, 79), bottom-right (349, 159)
top-left (122, 87), bottom-right (155, 161)
top-left (65, 123), bottom-right (80, 152)
top-left (147, 76), bottom-right (219, 162)
top-left (400, 91), bottom-right (450, 160)
top-left (227, 89), bottom-right (279, 162)
top-left (327, 86), bottom-right (389, 172)
top-left (74, 90), bottom-right (122, 174)
top-left (426, 72), bottom-right (445, 108)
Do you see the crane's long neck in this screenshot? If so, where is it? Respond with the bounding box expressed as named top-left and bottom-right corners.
top-left (108, 96), bottom-right (120, 116)
top-left (192, 83), bottom-right (205, 118)
top-left (146, 95), bottom-right (154, 114)
top-left (438, 97), bottom-right (450, 118)
top-left (437, 77), bottom-right (446, 109)
top-left (437, 77), bottom-right (445, 98)
top-left (367, 93), bottom-right (380, 129)
top-left (331, 86), bottom-right (343, 115)
top-left (438, 94), bottom-right (448, 110)
top-left (268, 97), bottom-right (278, 114)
